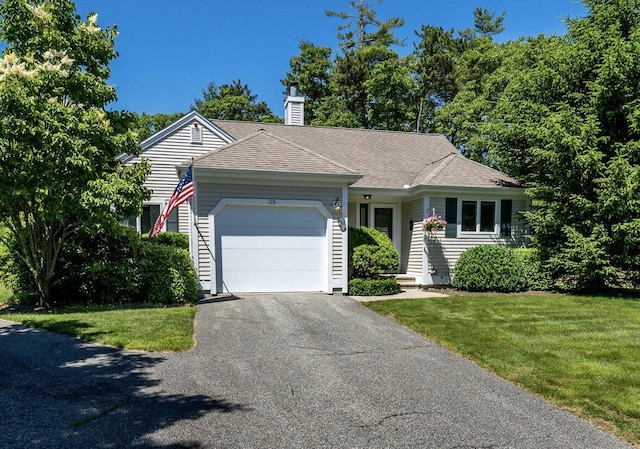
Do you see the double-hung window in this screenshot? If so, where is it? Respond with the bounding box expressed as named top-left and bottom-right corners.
top-left (124, 204), bottom-right (178, 234)
top-left (446, 198), bottom-right (512, 237)
top-left (461, 200), bottom-right (496, 233)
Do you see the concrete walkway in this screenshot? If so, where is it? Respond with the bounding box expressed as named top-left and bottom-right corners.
top-left (0, 293), bottom-right (633, 448)
top-left (348, 288), bottom-right (449, 302)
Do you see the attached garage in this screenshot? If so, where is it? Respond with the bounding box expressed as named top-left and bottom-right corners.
top-left (210, 199), bottom-right (331, 293)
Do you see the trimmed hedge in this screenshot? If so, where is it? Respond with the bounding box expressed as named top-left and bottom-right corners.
top-left (348, 277), bottom-right (398, 296)
top-left (52, 226), bottom-right (143, 305)
top-left (149, 231), bottom-right (190, 250)
top-left (452, 245), bottom-right (529, 293)
top-left (137, 241), bottom-right (199, 304)
top-left (349, 227), bottom-right (399, 279)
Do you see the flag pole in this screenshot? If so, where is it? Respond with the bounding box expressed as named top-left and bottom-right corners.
top-left (188, 157), bottom-right (198, 282)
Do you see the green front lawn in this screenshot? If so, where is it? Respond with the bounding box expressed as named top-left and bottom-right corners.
top-left (365, 294), bottom-right (640, 446)
top-left (0, 304), bottom-right (196, 352)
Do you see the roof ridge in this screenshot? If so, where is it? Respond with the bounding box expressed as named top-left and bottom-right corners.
top-left (449, 153), bottom-right (522, 185)
top-left (211, 119), bottom-right (446, 137)
top-left (260, 130), bottom-right (359, 175)
top-left (412, 152), bottom-right (457, 186)
top-left (191, 129), bottom-right (265, 164)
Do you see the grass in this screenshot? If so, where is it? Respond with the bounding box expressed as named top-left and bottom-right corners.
top-left (0, 303), bottom-right (196, 352)
top-left (365, 293), bottom-right (640, 447)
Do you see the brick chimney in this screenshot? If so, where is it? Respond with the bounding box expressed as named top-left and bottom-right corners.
top-left (284, 82), bottom-right (305, 126)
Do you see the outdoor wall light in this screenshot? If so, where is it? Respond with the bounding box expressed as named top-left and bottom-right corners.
top-left (332, 198), bottom-right (342, 218)
top-left (363, 194), bottom-right (372, 200)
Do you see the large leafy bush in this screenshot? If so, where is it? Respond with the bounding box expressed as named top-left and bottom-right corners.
top-left (348, 227), bottom-right (399, 296)
top-left (349, 227), bottom-right (399, 279)
top-left (452, 245), bottom-right (529, 292)
top-left (52, 226), bottom-right (143, 305)
top-left (138, 241), bottom-right (199, 304)
top-left (3, 227), bottom-right (198, 306)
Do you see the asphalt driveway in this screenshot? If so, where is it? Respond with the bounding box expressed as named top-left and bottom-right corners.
top-left (0, 293), bottom-right (633, 448)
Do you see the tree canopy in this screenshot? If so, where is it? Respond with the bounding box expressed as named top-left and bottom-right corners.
top-left (473, 0), bottom-right (640, 290)
top-left (0, 0), bottom-right (149, 305)
top-left (192, 79), bottom-right (281, 123)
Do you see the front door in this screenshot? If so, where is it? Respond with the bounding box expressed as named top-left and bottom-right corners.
top-left (373, 207), bottom-right (393, 241)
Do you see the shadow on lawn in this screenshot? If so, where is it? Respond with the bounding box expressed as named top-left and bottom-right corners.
top-left (0, 320), bottom-right (250, 449)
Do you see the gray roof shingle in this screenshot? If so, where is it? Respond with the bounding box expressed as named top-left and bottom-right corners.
top-left (194, 129), bottom-right (358, 176)
top-left (205, 120), bottom-right (520, 189)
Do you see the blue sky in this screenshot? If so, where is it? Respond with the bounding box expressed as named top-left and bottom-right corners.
top-left (72, 0), bottom-right (588, 117)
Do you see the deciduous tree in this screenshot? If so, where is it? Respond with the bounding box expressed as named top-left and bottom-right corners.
top-left (0, 0), bottom-right (150, 306)
top-left (192, 79), bottom-right (280, 122)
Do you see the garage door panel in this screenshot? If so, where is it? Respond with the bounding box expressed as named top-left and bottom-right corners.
top-left (217, 225), bottom-right (326, 238)
top-left (217, 206), bottom-right (323, 228)
top-left (221, 270), bottom-right (324, 293)
top-left (221, 248), bottom-right (326, 271)
top-left (214, 203), bottom-right (328, 293)
top-left (220, 235), bottom-right (325, 250)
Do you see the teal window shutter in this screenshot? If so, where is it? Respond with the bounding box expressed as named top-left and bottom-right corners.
top-left (445, 197), bottom-right (457, 238)
top-left (501, 199), bottom-right (512, 237)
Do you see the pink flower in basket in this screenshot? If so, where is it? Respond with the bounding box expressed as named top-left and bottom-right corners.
top-left (422, 215), bottom-right (447, 233)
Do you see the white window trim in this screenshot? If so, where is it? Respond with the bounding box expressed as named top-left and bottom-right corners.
top-left (458, 199), bottom-right (499, 237)
top-left (129, 202), bottom-right (163, 234)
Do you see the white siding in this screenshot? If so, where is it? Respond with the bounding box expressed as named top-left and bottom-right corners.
top-left (332, 219), bottom-right (343, 279)
top-left (426, 196), bottom-right (529, 284)
top-left (400, 198), bottom-right (424, 275)
top-left (196, 183), bottom-right (343, 286)
top-left (126, 123), bottom-right (229, 235)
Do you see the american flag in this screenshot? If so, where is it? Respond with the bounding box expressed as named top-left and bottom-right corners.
top-left (149, 166), bottom-right (194, 237)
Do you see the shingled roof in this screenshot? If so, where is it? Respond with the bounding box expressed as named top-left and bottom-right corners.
top-left (206, 120), bottom-right (520, 190)
top-left (193, 129), bottom-right (358, 176)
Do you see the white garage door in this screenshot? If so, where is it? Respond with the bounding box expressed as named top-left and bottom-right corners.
top-left (215, 204), bottom-right (328, 293)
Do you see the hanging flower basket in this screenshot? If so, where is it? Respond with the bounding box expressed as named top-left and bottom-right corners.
top-left (422, 215), bottom-right (447, 239)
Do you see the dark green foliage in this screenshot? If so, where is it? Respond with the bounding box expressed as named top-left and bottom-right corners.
top-left (348, 226), bottom-right (399, 279)
top-left (348, 277), bottom-right (397, 296)
top-left (452, 245), bottom-right (529, 292)
top-left (149, 231), bottom-right (190, 250)
top-left (192, 80), bottom-right (281, 123)
top-left (138, 241), bottom-right (198, 304)
top-left (0, 230), bottom-right (37, 305)
top-left (515, 248), bottom-right (552, 291)
top-left (472, 1), bottom-right (640, 291)
top-left (4, 226), bottom-right (198, 306)
top-left (52, 226), bottom-right (143, 305)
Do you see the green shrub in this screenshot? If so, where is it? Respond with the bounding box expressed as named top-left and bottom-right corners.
top-left (138, 241), bottom-right (199, 304)
top-left (149, 231), bottom-right (190, 250)
top-left (0, 230), bottom-right (38, 304)
top-left (516, 247), bottom-right (552, 291)
top-left (452, 245), bottom-right (529, 292)
top-left (348, 277), bottom-right (398, 296)
top-left (349, 227), bottom-right (399, 279)
top-left (0, 222), bottom-right (199, 306)
top-left (52, 226), bottom-right (143, 305)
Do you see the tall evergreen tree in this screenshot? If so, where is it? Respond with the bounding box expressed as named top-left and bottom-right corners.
top-left (473, 7), bottom-right (506, 37)
top-left (282, 41), bottom-right (333, 125)
top-left (413, 25), bottom-right (461, 132)
top-left (480, 0), bottom-right (640, 290)
top-left (325, 0), bottom-right (405, 50)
